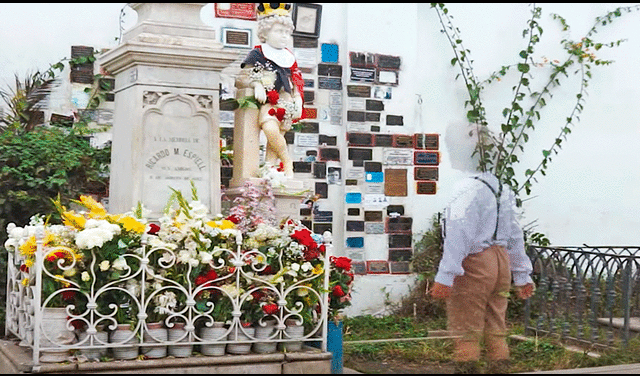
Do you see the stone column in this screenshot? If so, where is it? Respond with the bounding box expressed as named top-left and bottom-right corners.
top-left (99, 3), bottom-right (239, 219)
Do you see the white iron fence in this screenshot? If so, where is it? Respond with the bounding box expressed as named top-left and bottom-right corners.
top-left (5, 224), bottom-right (331, 366)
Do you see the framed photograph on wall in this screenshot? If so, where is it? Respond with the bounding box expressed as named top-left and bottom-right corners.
top-left (292, 3), bottom-right (322, 38)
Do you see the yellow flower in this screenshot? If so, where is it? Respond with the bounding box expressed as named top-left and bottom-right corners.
top-left (79, 195), bottom-right (107, 219)
top-left (312, 264), bottom-right (323, 275)
top-left (62, 210), bottom-right (86, 230)
top-left (18, 232), bottom-right (57, 257)
top-left (53, 274), bottom-right (71, 288)
top-left (118, 216), bottom-right (146, 233)
top-left (24, 258), bottom-right (34, 268)
top-left (206, 219), bottom-right (236, 230)
top-left (21, 278), bottom-right (29, 286)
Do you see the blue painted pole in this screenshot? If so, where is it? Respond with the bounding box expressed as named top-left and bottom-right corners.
top-left (327, 320), bottom-right (343, 374)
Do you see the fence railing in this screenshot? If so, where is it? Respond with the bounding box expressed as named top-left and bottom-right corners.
top-left (524, 245), bottom-right (640, 348)
top-left (5, 224), bottom-right (331, 367)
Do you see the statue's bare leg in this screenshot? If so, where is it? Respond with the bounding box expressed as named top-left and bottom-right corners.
top-left (261, 119), bottom-right (293, 177)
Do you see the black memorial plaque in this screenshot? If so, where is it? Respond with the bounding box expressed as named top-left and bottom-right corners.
top-left (313, 162), bottom-right (327, 179)
top-left (315, 182), bottom-right (328, 198)
top-left (346, 220), bottom-right (365, 232)
top-left (319, 148), bottom-right (341, 161)
top-left (318, 77), bottom-right (342, 90)
top-left (370, 125), bottom-right (381, 132)
top-left (414, 151), bottom-right (440, 165)
top-left (293, 161), bottom-right (312, 173)
top-left (345, 179), bottom-right (359, 186)
top-left (349, 51), bottom-right (376, 68)
top-left (347, 85), bottom-right (371, 98)
top-left (299, 122), bottom-right (319, 133)
top-left (366, 99), bottom-right (384, 112)
top-left (387, 205), bottom-right (404, 216)
top-left (303, 91), bottom-right (315, 104)
top-left (389, 261), bottom-right (411, 274)
top-left (317, 63), bottom-right (342, 77)
top-left (347, 208), bottom-right (360, 216)
top-left (301, 219), bottom-right (312, 229)
top-left (364, 211), bottom-right (383, 222)
top-left (318, 134), bottom-right (337, 146)
top-left (348, 132), bottom-right (373, 146)
top-left (306, 150), bottom-right (317, 157)
top-left (416, 181), bottom-right (437, 195)
top-left (394, 135), bottom-right (414, 148)
top-left (313, 223), bottom-right (332, 235)
top-left (350, 67), bottom-right (376, 83)
top-left (293, 35), bottom-right (318, 48)
top-left (414, 167), bottom-right (438, 181)
top-left (300, 207), bottom-right (312, 216)
top-left (374, 134), bottom-right (394, 147)
top-left (352, 159), bottom-right (364, 167)
top-left (364, 161), bottom-right (382, 172)
top-left (386, 217), bottom-right (413, 234)
top-left (414, 133), bottom-right (439, 150)
top-left (389, 234), bottom-right (413, 249)
top-left (365, 112), bottom-right (380, 122)
top-left (284, 131), bottom-right (295, 144)
top-left (386, 115), bottom-right (404, 126)
top-left (347, 111), bottom-right (366, 122)
top-left (352, 261), bottom-right (367, 275)
top-left (376, 54), bottom-right (402, 70)
top-left (303, 79), bottom-right (315, 88)
top-left (348, 148), bottom-right (373, 161)
top-left (389, 249), bottom-right (413, 262)
top-left (314, 210), bottom-right (333, 223)
top-left (366, 261), bottom-right (390, 274)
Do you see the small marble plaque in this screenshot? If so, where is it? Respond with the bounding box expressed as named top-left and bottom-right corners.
top-left (347, 208), bottom-right (361, 216)
top-left (364, 161), bottom-right (382, 172)
top-left (383, 149), bottom-right (413, 165)
top-left (386, 114), bottom-right (404, 126)
top-left (345, 179), bottom-right (359, 186)
top-left (386, 217), bottom-right (413, 234)
top-left (346, 168), bottom-right (365, 179)
top-left (389, 261), bottom-right (411, 274)
top-left (315, 181), bottom-right (328, 198)
top-left (318, 134), bottom-right (337, 146)
top-left (375, 54), bottom-right (402, 70)
top-left (374, 134), bottom-right (394, 147)
top-left (313, 223), bottom-right (332, 234)
top-left (365, 112), bottom-right (381, 122)
top-left (296, 133), bottom-right (319, 147)
top-left (346, 220), bottom-right (365, 232)
top-left (352, 261), bottom-right (367, 275)
top-left (366, 99), bottom-right (384, 112)
top-left (319, 148), bottom-right (340, 161)
top-left (364, 211), bottom-right (383, 222)
top-left (347, 85), bottom-right (372, 98)
top-left (313, 162), bottom-right (327, 178)
top-left (317, 63), bottom-right (343, 77)
top-left (365, 183), bottom-right (384, 194)
top-left (394, 135), bottom-right (414, 148)
top-left (348, 132), bottom-right (373, 146)
top-left (365, 222), bottom-right (385, 234)
top-left (293, 161), bottom-right (312, 173)
top-left (350, 67), bottom-right (376, 83)
top-left (349, 51), bottom-right (376, 68)
top-left (318, 77), bottom-right (343, 90)
top-left (348, 148), bottom-right (373, 161)
top-left (347, 111), bottom-right (366, 122)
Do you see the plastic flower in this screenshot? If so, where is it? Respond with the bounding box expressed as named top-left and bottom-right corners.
top-left (79, 195), bottom-right (107, 219)
top-left (81, 271), bottom-right (91, 282)
top-left (117, 215), bottom-right (146, 233)
top-left (99, 260), bottom-right (110, 271)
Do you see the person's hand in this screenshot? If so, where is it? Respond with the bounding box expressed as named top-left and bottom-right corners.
top-left (429, 282), bottom-right (452, 299)
top-left (253, 82), bottom-right (267, 103)
top-left (515, 283), bottom-right (535, 300)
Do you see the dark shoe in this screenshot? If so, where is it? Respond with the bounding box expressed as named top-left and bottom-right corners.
top-left (487, 359), bottom-right (511, 374)
top-left (453, 360), bottom-right (481, 374)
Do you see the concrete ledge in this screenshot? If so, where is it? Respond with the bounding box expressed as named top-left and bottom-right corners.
top-left (0, 338), bottom-right (332, 374)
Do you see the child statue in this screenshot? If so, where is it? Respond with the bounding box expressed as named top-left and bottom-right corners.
top-left (235, 3), bottom-right (305, 178)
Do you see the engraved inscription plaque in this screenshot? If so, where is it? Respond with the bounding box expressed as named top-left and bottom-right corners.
top-left (318, 134), bottom-right (337, 146)
top-left (348, 148), bottom-right (373, 161)
top-left (386, 114), bottom-right (404, 126)
top-left (319, 148), bottom-right (340, 161)
top-left (414, 133), bottom-right (439, 150)
top-left (386, 217), bottom-right (413, 234)
top-left (365, 222), bottom-right (385, 234)
top-left (414, 167), bottom-right (439, 181)
top-left (346, 220), bottom-right (365, 232)
top-left (293, 161), bottom-right (312, 173)
top-left (315, 181), bottom-right (328, 198)
top-left (350, 67), bottom-right (376, 83)
top-left (374, 134), bottom-right (394, 147)
top-left (389, 249), bottom-right (413, 262)
top-left (364, 211), bottom-right (383, 222)
top-left (317, 63), bottom-right (342, 77)
top-left (366, 99), bottom-right (384, 112)
top-left (352, 261), bottom-right (367, 275)
top-left (366, 260), bottom-right (390, 274)
top-left (414, 151), bottom-right (440, 165)
top-left (347, 111), bottom-right (366, 122)
top-left (364, 161), bottom-right (382, 172)
top-left (389, 234), bottom-right (413, 249)
top-left (347, 208), bottom-right (360, 216)
top-left (313, 162), bottom-right (327, 178)
top-left (394, 135), bottom-right (414, 148)
top-left (348, 132), bottom-right (373, 146)
top-left (389, 261), bottom-right (411, 274)
top-left (318, 77), bottom-right (343, 90)
top-left (384, 168), bottom-right (408, 196)
top-left (347, 85), bottom-right (371, 98)
top-left (376, 54), bottom-right (402, 70)
top-left (387, 205), bottom-right (404, 216)
top-left (416, 181), bottom-right (437, 195)
top-left (313, 223), bottom-right (332, 234)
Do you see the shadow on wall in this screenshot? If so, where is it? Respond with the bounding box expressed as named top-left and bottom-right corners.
top-left (444, 122), bottom-right (478, 173)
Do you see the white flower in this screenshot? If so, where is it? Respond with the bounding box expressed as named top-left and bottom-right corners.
top-left (290, 263), bottom-right (301, 272)
top-left (99, 260), bottom-right (110, 271)
top-left (297, 288), bottom-right (309, 297)
top-left (177, 250), bottom-right (192, 264)
top-left (189, 201), bottom-right (209, 218)
top-left (199, 251), bottom-right (213, 265)
top-left (81, 271), bottom-right (91, 282)
top-left (219, 284), bottom-right (242, 299)
top-left (112, 256), bottom-right (128, 271)
top-left (63, 268), bottom-right (76, 277)
top-left (189, 258), bottom-right (199, 268)
top-left (126, 279), bottom-right (140, 297)
top-left (301, 262), bottom-right (312, 272)
top-left (75, 227), bottom-right (114, 249)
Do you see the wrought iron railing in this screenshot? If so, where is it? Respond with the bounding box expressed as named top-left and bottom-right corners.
top-left (5, 224), bottom-right (332, 367)
top-left (524, 245), bottom-right (640, 348)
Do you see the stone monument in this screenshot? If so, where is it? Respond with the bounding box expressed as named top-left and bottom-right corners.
top-left (99, 3), bottom-right (239, 219)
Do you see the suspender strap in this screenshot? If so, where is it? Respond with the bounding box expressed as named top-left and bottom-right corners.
top-left (473, 177), bottom-right (502, 241)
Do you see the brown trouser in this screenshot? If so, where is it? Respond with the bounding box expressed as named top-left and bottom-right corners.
top-left (446, 245), bottom-right (511, 362)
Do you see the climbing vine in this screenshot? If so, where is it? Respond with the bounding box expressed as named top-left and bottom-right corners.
top-left (431, 3), bottom-right (640, 206)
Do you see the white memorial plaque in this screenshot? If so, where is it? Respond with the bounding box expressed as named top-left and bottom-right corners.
top-left (296, 133), bottom-right (319, 147)
top-left (346, 168), bottom-right (365, 179)
top-left (347, 98), bottom-right (366, 111)
top-left (365, 222), bottom-right (385, 234)
top-left (294, 48), bottom-right (318, 68)
top-left (365, 183), bottom-right (384, 194)
top-left (347, 122), bottom-right (367, 132)
top-left (363, 194), bottom-right (389, 209)
top-left (383, 148), bottom-right (413, 165)
top-left (142, 96), bottom-right (214, 216)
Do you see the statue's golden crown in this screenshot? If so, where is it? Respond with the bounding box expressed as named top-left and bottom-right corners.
top-left (257, 3), bottom-right (292, 18)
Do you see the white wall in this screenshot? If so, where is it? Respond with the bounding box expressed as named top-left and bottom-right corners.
top-left (200, 3), bottom-right (640, 317)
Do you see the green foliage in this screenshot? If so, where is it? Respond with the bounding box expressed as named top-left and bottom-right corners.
top-left (431, 3), bottom-right (640, 206)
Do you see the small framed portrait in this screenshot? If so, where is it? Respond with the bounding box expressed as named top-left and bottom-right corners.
top-left (292, 3), bottom-right (322, 38)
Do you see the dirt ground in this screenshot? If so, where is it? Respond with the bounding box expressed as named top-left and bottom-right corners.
top-left (345, 357), bottom-right (456, 374)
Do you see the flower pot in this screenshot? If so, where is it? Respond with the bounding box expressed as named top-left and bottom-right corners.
top-left (168, 322), bottom-right (193, 358)
top-left (38, 307), bottom-right (76, 363)
top-left (141, 322), bottom-right (168, 359)
top-left (279, 319), bottom-right (304, 352)
top-left (199, 322), bottom-right (228, 356)
top-left (253, 321), bottom-right (277, 354)
top-left (226, 325), bottom-right (255, 355)
top-left (78, 328), bottom-right (109, 361)
top-left (110, 324), bottom-right (138, 360)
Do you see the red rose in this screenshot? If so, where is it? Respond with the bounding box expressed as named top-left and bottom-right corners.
top-left (332, 256), bottom-right (352, 272)
top-left (226, 215), bottom-right (240, 224)
top-left (46, 251), bottom-right (66, 262)
top-left (19, 264), bottom-right (29, 273)
top-left (332, 285), bottom-right (346, 297)
top-left (318, 244), bottom-right (326, 254)
top-left (268, 107), bottom-right (286, 121)
top-left (266, 90), bottom-right (279, 105)
top-left (147, 223), bottom-right (160, 235)
top-left (262, 303), bottom-right (279, 315)
top-left (251, 290), bottom-right (265, 301)
top-left (205, 270), bottom-right (218, 281)
top-left (291, 229), bottom-right (316, 248)
top-left (303, 247), bottom-right (321, 261)
top-left (195, 275), bottom-right (208, 286)
top-left (277, 162), bottom-right (284, 172)
top-left (62, 290), bottom-right (76, 301)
